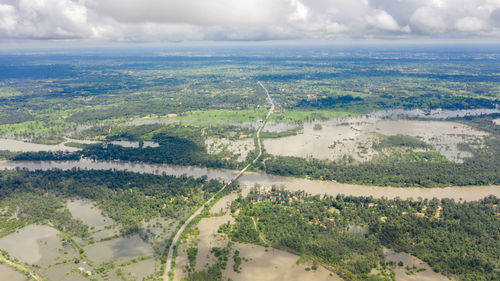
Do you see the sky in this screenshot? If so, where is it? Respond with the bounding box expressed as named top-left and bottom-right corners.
top-left (0, 0), bottom-right (499, 46)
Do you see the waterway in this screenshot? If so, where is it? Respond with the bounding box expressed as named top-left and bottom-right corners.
top-left (1, 159), bottom-right (498, 201)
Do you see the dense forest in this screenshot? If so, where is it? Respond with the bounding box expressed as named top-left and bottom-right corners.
top-left (0, 169), bottom-right (224, 236)
top-left (297, 93), bottom-right (498, 112)
top-left (263, 151), bottom-right (499, 187)
top-left (225, 189), bottom-right (500, 280)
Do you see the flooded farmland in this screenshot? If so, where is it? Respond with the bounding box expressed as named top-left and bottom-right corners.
top-left (0, 199), bottom-right (167, 281)
top-left (264, 118), bottom-right (488, 162)
top-left (383, 248), bottom-right (450, 281)
top-left (67, 199), bottom-right (118, 240)
top-left (224, 243), bottom-right (341, 281)
top-left (0, 138), bottom-right (79, 152)
top-left (175, 193), bottom-right (341, 281)
top-left (206, 137), bottom-right (255, 162)
top-left (0, 225), bottom-right (64, 265)
top-left (0, 264), bottom-right (27, 281)
top-left (84, 234), bottom-right (155, 263)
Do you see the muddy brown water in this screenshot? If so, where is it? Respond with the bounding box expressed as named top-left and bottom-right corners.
top-left (264, 119), bottom-right (488, 163)
top-left (0, 263), bottom-right (26, 281)
top-left (383, 248), bottom-right (450, 281)
top-left (1, 159), bottom-right (499, 201)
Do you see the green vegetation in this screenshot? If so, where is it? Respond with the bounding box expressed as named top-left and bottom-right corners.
top-left (1, 47), bottom-right (499, 281)
top-left (262, 116), bottom-right (500, 187)
top-left (313, 123), bottom-right (323, 130)
top-left (0, 169), bottom-right (223, 236)
top-left (187, 247), bottom-right (198, 268)
top-left (227, 188), bottom-right (500, 280)
top-left (184, 243), bottom-right (233, 281)
top-left (1, 48), bottom-right (498, 143)
top-left (372, 134), bottom-right (430, 150)
top-left (263, 152), bottom-right (499, 187)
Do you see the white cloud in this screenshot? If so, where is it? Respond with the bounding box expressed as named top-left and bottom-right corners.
top-left (0, 0), bottom-right (499, 42)
top-left (455, 16), bottom-right (486, 32)
top-left (410, 7), bottom-right (447, 34)
top-left (366, 9), bottom-right (401, 31)
top-left (0, 4), bottom-right (17, 33)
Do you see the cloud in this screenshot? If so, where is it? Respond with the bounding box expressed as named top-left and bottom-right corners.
top-left (455, 17), bottom-right (486, 32)
top-left (0, 0), bottom-right (499, 42)
top-left (410, 7), bottom-right (447, 34)
top-left (0, 4), bottom-right (17, 34)
top-left (366, 9), bottom-right (403, 31)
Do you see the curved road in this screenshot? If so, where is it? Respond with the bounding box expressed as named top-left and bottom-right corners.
top-left (163, 81), bottom-right (274, 280)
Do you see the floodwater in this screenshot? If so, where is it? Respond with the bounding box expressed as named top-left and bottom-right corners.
top-left (194, 214), bottom-right (235, 271)
top-left (0, 138), bottom-right (79, 152)
top-left (0, 225), bottom-right (63, 265)
top-left (67, 199), bottom-right (112, 229)
top-left (178, 195), bottom-right (341, 281)
top-left (210, 193), bottom-right (238, 214)
top-left (1, 159), bottom-right (499, 201)
top-left (110, 140), bottom-right (159, 148)
top-left (369, 107), bottom-right (500, 119)
top-left (140, 217), bottom-right (177, 252)
top-left (67, 199), bottom-right (118, 241)
top-left (383, 248), bottom-right (450, 281)
top-left (238, 175), bottom-right (500, 201)
top-left (121, 258), bottom-right (156, 281)
top-left (238, 121), bottom-right (299, 133)
top-left (224, 243), bottom-right (341, 281)
top-left (264, 119), bottom-right (488, 162)
top-left (84, 234), bottom-right (154, 263)
top-left (206, 137), bottom-right (254, 162)
top-left (0, 263), bottom-right (26, 281)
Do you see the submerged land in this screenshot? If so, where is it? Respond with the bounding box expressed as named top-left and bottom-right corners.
top-left (0, 45), bottom-right (499, 281)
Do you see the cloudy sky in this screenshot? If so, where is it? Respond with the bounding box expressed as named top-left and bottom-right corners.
top-left (0, 0), bottom-right (499, 45)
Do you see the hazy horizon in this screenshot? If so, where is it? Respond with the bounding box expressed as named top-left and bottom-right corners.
top-left (1, 0), bottom-right (500, 48)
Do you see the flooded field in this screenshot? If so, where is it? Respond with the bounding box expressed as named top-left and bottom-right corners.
top-left (264, 118), bottom-right (488, 162)
top-left (224, 243), bottom-right (341, 281)
top-left (0, 225), bottom-right (66, 265)
top-left (110, 140), bottom-right (159, 148)
top-left (206, 137), bottom-right (254, 162)
top-left (383, 248), bottom-right (450, 281)
top-left (67, 199), bottom-right (112, 229)
top-left (0, 263), bottom-right (26, 281)
top-left (2, 159), bottom-right (499, 201)
top-left (368, 107), bottom-right (500, 119)
top-left (140, 217), bottom-right (177, 251)
top-left (196, 214), bottom-right (235, 270)
top-left (121, 258), bottom-right (156, 280)
top-left (0, 138), bottom-right (79, 152)
top-left (67, 199), bottom-right (118, 240)
top-left (175, 192), bottom-right (340, 281)
top-left (210, 193), bottom-right (238, 214)
top-left (84, 234), bottom-right (155, 263)
top-left (241, 121), bottom-right (299, 133)
top-left (0, 202), bottom-right (163, 280)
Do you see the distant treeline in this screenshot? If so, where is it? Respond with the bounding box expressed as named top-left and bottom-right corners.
top-left (297, 94), bottom-right (498, 111)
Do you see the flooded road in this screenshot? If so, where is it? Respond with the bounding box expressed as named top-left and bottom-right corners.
top-left (1, 159), bottom-right (499, 201)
